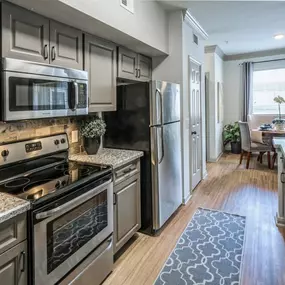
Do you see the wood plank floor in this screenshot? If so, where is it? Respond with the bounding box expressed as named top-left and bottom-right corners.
top-left (103, 153), bottom-right (285, 285)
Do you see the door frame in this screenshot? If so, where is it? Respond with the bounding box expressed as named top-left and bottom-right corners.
top-left (188, 56), bottom-right (203, 194)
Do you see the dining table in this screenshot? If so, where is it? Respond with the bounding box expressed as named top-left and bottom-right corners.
top-left (251, 128), bottom-right (285, 169)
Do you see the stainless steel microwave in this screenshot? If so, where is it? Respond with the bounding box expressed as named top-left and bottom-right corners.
top-left (1, 58), bottom-right (88, 121)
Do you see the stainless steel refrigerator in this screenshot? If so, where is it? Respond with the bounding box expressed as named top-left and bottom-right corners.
top-left (104, 80), bottom-right (182, 234)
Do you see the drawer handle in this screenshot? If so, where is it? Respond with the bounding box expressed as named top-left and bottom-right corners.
top-left (20, 251), bottom-right (26, 272)
top-left (113, 193), bottom-right (117, 205)
top-left (123, 167), bottom-right (135, 174)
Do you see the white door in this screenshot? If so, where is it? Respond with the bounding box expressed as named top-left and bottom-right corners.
top-left (189, 58), bottom-right (202, 191)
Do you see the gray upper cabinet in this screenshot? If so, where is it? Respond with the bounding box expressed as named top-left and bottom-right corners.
top-left (118, 47), bottom-right (152, 82)
top-left (2, 3), bottom-right (49, 63)
top-left (50, 21), bottom-right (83, 69)
top-left (137, 54), bottom-right (152, 82)
top-left (0, 241), bottom-right (27, 285)
top-left (114, 167), bottom-right (141, 253)
top-left (117, 47), bottom-right (137, 80)
top-left (85, 35), bottom-right (117, 112)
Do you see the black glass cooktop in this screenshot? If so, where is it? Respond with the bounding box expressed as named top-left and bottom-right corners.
top-left (0, 158), bottom-right (111, 202)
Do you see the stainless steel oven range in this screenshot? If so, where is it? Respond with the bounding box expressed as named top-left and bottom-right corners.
top-left (0, 134), bottom-right (113, 285)
top-left (1, 57), bottom-right (88, 121)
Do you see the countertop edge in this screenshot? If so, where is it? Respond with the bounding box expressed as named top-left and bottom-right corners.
top-left (0, 198), bottom-right (30, 224)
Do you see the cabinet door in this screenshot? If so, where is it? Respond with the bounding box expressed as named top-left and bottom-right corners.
top-left (2, 3), bottom-right (49, 63)
top-left (85, 35), bottom-right (117, 112)
top-left (50, 21), bottom-right (83, 69)
top-left (0, 241), bottom-right (27, 285)
top-left (114, 173), bottom-right (141, 253)
top-left (137, 54), bottom-right (152, 82)
top-left (117, 47), bottom-right (138, 80)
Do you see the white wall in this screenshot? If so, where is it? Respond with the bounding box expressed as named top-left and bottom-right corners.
top-left (224, 54), bottom-right (285, 124)
top-left (205, 52), bottom-right (224, 161)
top-left (153, 11), bottom-right (206, 203)
top-left (9, 0), bottom-right (169, 56)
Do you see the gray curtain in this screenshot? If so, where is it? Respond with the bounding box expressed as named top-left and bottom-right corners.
top-left (242, 62), bottom-right (253, 121)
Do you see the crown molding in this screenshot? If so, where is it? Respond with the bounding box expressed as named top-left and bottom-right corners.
top-left (205, 45), bottom-right (225, 60)
top-left (224, 48), bottom-right (285, 61)
top-left (184, 10), bottom-right (208, 40)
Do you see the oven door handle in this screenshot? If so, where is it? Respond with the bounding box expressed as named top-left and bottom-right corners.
top-left (35, 179), bottom-right (112, 220)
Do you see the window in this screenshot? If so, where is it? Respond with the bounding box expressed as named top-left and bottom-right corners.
top-left (253, 68), bottom-right (285, 114)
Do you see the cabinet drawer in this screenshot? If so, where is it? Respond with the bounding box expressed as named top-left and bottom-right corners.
top-left (0, 214), bottom-right (26, 255)
top-left (114, 160), bottom-right (140, 185)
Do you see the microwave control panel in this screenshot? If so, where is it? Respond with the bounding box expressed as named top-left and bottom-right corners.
top-left (25, 141), bottom-right (42, 153)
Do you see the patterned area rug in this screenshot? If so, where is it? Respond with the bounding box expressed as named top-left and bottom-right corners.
top-left (154, 208), bottom-right (246, 285)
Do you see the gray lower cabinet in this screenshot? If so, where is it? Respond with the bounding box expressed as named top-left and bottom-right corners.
top-left (113, 168), bottom-right (141, 253)
top-left (85, 35), bottom-right (117, 112)
top-left (2, 2), bottom-right (49, 63)
top-left (0, 214), bottom-right (27, 285)
top-left (118, 47), bottom-right (152, 82)
top-left (50, 21), bottom-right (83, 69)
top-left (0, 241), bottom-right (27, 285)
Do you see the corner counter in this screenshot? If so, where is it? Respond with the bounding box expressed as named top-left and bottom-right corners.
top-left (69, 148), bottom-right (144, 169)
top-left (0, 193), bottom-right (30, 224)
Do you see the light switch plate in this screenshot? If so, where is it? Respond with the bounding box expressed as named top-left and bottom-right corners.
top-left (71, 130), bottom-right (78, 143)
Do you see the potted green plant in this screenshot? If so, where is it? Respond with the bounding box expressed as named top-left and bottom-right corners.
top-left (80, 116), bottom-right (106, 155)
top-left (273, 95), bottom-right (285, 130)
top-left (223, 122), bottom-right (241, 154)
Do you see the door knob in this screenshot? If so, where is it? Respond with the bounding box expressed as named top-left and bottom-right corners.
top-left (191, 131), bottom-right (197, 135)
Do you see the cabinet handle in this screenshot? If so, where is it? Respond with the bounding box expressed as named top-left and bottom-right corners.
top-left (135, 68), bottom-right (138, 78)
top-left (138, 69), bottom-right (141, 78)
top-left (20, 251), bottom-right (26, 272)
top-left (51, 46), bottom-right (56, 60)
top-left (113, 193), bottom-right (117, 205)
top-left (43, 44), bottom-right (48, 60)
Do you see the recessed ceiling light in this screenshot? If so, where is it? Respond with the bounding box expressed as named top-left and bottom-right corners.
top-left (274, 34), bottom-right (284, 40)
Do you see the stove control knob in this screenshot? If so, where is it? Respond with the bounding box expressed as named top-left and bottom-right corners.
top-left (54, 139), bottom-right (60, 146)
top-left (1, 150), bottom-right (9, 158)
top-left (61, 138), bottom-right (66, 144)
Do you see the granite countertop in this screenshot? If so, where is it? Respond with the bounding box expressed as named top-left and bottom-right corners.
top-left (0, 193), bottom-right (30, 224)
top-left (69, 148), bottom-right (144, 169)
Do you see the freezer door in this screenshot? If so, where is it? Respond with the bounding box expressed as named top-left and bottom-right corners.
top-left (151, 122), bottom-right (182, 230)
top-left (150, 81), bottom-right (180, 126)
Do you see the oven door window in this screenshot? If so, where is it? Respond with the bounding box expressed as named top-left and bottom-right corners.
top-left (46, 190), bottom-right (108, 273)
top-left (9, 77), bottom-right (69, 111)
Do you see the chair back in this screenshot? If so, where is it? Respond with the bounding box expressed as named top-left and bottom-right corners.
top-left (238, 121), bottom-right (251, 151)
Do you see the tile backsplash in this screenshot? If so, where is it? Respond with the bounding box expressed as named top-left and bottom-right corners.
top-left (0, 117), bottom-right (84, 155)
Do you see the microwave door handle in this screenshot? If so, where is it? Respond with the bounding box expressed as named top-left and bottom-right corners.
top-left (35, 179), bottom-right (112, 220)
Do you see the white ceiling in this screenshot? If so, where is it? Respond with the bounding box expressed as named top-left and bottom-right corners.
top-left (158, 1), bottom-right (285, 55)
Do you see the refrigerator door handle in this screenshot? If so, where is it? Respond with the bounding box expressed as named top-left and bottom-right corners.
top-left (156, 88), bottom-right (163, 125)
top-left (158, 126), bottom-right (164, 164)
top-left (151, 127), bottom-right (158, 165)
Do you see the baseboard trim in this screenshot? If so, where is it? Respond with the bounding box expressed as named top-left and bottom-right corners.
top-left (183, 193), bottom-right (192, 205)
top-left (207, 152), bottom-right (224, 163)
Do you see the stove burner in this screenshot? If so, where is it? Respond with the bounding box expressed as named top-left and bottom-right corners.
top-left (23, 179), bottom-right (53, 193)
top-left (79, 167), bottom-right (91, 176)
top-left (5, 178), bottom-right (30, 188)
top-left (55, 164), bottom-right (69, 171)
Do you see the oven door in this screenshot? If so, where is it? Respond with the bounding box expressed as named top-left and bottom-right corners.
top-left (3, 71), bottom-right (88, 121)
top-left (33, 178), bottom-right (113, 285)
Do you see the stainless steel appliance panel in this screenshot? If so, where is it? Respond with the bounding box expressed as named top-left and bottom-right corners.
top-left (59, 236), bottom-right (113, 285)
top-left (34, 179), bottom-right (113, 285)
top-left (150, 81), bottom-right (180, 126)
top-left (151, 121), bottom-right (182, 230)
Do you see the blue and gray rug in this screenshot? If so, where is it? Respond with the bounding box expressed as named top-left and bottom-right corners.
top-left (154, 208), bottom-right (246, 285)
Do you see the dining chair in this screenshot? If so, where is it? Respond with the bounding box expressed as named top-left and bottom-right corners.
top-left (238, 121), bottom-right (272, 169)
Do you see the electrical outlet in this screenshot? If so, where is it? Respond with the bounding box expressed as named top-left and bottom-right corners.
top-left (71, 130), bottom-right (78, 143)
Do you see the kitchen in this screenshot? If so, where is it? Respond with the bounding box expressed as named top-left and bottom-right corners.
top-left (0, 1), bottom-right (203, 285)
